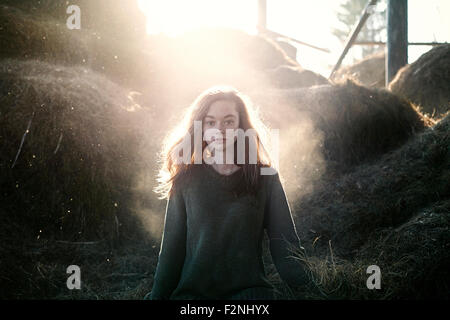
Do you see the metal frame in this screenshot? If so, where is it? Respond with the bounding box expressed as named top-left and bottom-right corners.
top-left (257, 0), bottom-right (445, 84)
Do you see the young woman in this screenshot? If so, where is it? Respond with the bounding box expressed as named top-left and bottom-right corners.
top-left (148, 86), bottom-right (308, 300)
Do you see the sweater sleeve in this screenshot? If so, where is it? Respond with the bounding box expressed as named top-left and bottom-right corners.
top-left (149, 187), bottom-right (187, 300)
top-left (264, 172), bottom-right (309, 290)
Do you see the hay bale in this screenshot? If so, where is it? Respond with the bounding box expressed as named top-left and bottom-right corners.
top-left (0, 5), bottom-right (154, 90)
top-left (0, 59), bottom-right (149, 241)
top-left (294, 113), bottom-right (450, 257)
top-left (266, 65), bottom-right (329, 89)
top-left (0, 5), bottom-right (89, 64)
top-left (389, 45), bottom-right (450, 118)
top-left (251, 81), bottom-right (432, 174)
top-left (332, 51), bottom-right (385, 88)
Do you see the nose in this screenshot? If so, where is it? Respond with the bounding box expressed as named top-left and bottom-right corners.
top-left (218, 122), bottom-right (226, 135)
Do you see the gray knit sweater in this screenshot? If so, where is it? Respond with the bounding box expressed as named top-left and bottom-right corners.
top-left (149, 163), bottom-right (307, 300)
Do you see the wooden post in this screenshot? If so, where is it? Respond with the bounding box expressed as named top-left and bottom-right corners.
top-left (257, 0), bottom-right (267, 32)
top-left (386, 0), bottom-right (408, 86)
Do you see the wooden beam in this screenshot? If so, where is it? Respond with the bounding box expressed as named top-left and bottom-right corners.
top-left (386, 0), bottom-right (408, 85)
top-left (261, 29), bottom-right (330, 53)
top-left (329, 0), bottom-right (379, 79)
top-left (354, 41), bottom-right (448, 46)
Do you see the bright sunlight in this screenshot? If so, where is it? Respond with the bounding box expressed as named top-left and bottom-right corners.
top-left (137, 0), bottom-right (258, 36)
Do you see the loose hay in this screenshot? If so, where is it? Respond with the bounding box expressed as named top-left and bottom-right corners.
top-left (294, 113), bottom-right (449, 258)
top-left (389, 45), bottom-right (450, 118)
top-left (291, 199), bottom-right (450, 299)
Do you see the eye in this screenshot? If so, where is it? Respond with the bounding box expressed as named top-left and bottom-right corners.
top-left (205, 120), bottom-right (215, 126)
top-left (224, 120), bottom-right (234, 126)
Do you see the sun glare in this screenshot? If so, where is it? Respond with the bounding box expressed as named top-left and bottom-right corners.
top-left (138, 0), bottom-right (257, 36)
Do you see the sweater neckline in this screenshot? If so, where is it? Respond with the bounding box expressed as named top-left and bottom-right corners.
top-left (203, 163), bottom-right (243, 180)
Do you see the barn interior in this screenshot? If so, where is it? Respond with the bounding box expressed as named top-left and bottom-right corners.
top-left (0, 0), bottom-right (448, 300)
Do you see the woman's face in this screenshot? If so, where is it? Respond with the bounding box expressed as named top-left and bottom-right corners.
top-left (203, 99), bottom-right (240, 151)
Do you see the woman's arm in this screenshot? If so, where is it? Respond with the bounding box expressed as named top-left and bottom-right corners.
top-left (264, 172), bottom-right (309, 290)
top-left (149, 187), bottom-right (187, 300)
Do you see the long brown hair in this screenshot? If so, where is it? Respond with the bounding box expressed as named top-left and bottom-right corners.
top-left (154, 85), bottom-right (273, 199)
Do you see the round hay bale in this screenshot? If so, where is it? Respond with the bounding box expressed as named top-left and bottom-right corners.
top-left (266, 65), bottom-right (329, 89)
top-left (332, 51), bottom-right (385, 88)
top-left (0, 59), bottom-right (149, 241)
top-left (389, 44), bottom-right (450, 118)
top-left (251, 81), bottom-right (432, 174)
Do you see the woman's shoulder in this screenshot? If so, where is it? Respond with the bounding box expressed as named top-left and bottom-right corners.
top-left (258, 165), bottom-right (280, 182)
top-left (258, 164), bottom-right (279, 176)
top-left (254, 165), bottom-right (280, 197)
